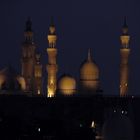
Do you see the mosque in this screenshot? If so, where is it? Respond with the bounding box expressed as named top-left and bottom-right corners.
top-left (0, 18), bottom-right (136, 140)
top-left (0, 17), bottom-right (130, 97)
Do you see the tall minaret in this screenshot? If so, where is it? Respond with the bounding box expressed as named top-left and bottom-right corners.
top-left (21, 18), bottom-right (36, 91)
top-left (120, 17), bottom-right (130, 97)
top-left (34, 51), bottom-right (42, 95)
top-left (46, 18), bottom-right (58, 97)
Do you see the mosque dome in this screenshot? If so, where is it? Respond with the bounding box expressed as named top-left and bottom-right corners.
top-left (58, 74), bottom-right (76, 95)
top-left (80, 50), bottom-right (99, 81)
top-left (102, 111), bottom-right (134, 140)
top-left (80, 61), bottom-right (99, 80)
top-left (0, 66), bottom-right (26, 91)
top-left (80, 49), bottom-right (99, 91)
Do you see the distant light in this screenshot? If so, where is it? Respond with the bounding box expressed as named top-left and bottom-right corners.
top-left (132, 96), bottom-right (134, 99)
top-left (48, 94), bottom-right (53, 98)
top-left (114, 110), bottom-right (116, 113)
top-left (91, 121), bottom-right (96, 128)
top-left (37, 89), bottom-right (40, 95)
top-left (96, 136), bottom-right (103, 140)
top-left (38, 128), bottom-right (41, 132)
top-left (80, 124), bottom-right (83, 128)
top-left (122, 110), bottom-right (124, 114)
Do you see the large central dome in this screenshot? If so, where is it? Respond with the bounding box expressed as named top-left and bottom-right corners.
top-left (80, 60), bottom-right (99, 80)
top-left (80, 49), bottom-right (99, 91)
top-left (80, 50), bottom-right (99, 80)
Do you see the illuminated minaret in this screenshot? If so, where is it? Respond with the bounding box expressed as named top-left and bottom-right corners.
top-left (120, 17), bottom-right (130, 97)
top-left (34, 51), bottom-right (42, 95)
top-left (21, 18), bottom-right (36, 91)
top-left (46, 18), bottom-right (58, 97)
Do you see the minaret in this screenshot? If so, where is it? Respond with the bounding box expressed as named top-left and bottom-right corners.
top-left (34, 51), bottom-right (42, 95)
top-left (46, 18), bottom-right (58, 97)
top-left (120, 17), bottom-right (130, 97)
top-left (21, 17), bottom-right (36, 91)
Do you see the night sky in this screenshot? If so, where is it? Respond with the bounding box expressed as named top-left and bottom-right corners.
top-left (0, 0), bottom-right (140, 95)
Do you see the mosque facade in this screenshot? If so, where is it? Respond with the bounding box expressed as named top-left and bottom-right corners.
top-left (0, 18), bottom-right (130, 97)
top-left (0, 17), bottom-right (105, 97)
top-left (0, 18), bottom-right (136, 140)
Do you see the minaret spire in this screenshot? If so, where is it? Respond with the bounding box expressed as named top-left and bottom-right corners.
top-left (123, 17), bottom-right (127, 27)
top-left (120, 17), bottom-right (130, 48)
top-left (24, 17), bottom-right (33, 43)
top-left (47, 17), bottom-right (57, 48)
top-left (25, 17), bottom-right (32, 32)
top-left (50, 16), bottom-right (55, 27)
top-left (49, 16), bottom-right (56, 35)
top-left (122, 16), bottom-right (128, 35)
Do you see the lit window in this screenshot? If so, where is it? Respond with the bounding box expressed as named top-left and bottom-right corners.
top-left (125, 111), bottom-right (128, 114)
top-left (91, 121), bottom-right (96, 128)
top-left (38, 127), bottom-right (41, 132)
top-left (37, 89), bottom-right (40, 95)
top-left (80, 124), bottom-right (83, 128)
top-left (114, 110), bottom-right (116, 113)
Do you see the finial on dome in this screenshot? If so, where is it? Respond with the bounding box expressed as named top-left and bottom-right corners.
top-left (88, 48), bottom-right (92, 61)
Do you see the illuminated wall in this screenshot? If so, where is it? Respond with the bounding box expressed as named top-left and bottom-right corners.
top-left (120, 49), bottom-right (130, 96)
top-left (34, 54), bottom-right (42, 95)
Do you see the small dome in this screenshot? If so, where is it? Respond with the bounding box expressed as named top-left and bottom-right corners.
top-left (102, 111), bottom-right (134, 140)
top-left (58, 74), bottom-right (76, 95)
top-left (0, 66), bottom-right (26, 91)
top-left (80, 50), bottom-right (99, 81)
top-left (17, 76), bottom-right (26, 90)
